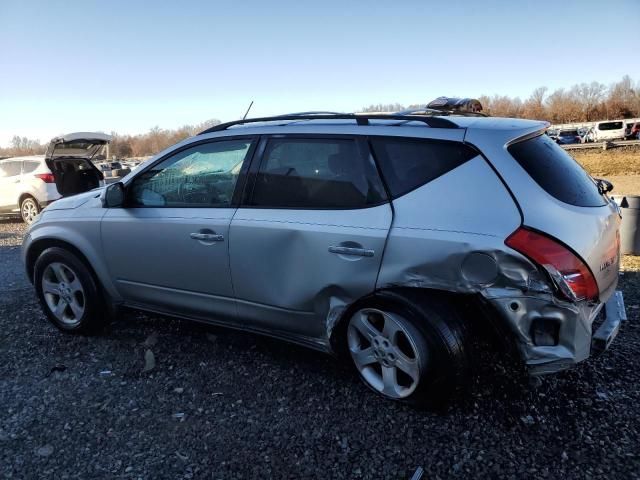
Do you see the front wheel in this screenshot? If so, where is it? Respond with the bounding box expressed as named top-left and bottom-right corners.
top-left (20, 197), bottom-right (40, 224)
top-left (34, 247), bottom-right (107, 333)
top-left (346, 293), bottom-right (469, 408)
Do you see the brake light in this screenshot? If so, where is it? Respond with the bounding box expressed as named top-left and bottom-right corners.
top-left (35, 173), bottom-right (55, 183)
top-left (505, 227), bottom-right (599, 301)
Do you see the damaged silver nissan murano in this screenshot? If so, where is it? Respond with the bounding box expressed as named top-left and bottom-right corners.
top-left (23, 100), bottom-right (627, 407)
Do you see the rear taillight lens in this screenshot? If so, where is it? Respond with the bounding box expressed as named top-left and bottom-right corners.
top-left (505, 227), bottom-right (599, 302)
top-left (35, 173), bottom-right (55, 183)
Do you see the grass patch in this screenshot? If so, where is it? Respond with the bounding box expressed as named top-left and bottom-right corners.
top-left (622, 255), bottom-right (640, 272)
top-left (571, 145), bottom-right (640, 177)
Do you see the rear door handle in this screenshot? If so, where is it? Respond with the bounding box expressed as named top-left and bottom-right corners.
top-left (190, 232), bottom-right (224, 242)
top-left (328, 246), bottom-right (374, 257)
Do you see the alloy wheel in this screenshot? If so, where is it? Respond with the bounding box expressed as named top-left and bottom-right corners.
top-left (41, 262), bottom-right (86, 326)
top-left (347, 308), bottom-right (423, 399)
top-left (21, 199), bottom-right (38, 224)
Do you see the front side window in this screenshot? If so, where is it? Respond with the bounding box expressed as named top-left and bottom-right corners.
top-left (130, 139), bottom-right (253, 207)
top-left (250, 138), bottom-right (386, 208)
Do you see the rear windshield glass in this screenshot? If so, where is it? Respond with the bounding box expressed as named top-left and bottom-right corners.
top-left (598, 121), bottom-right (623, 131)
top-left (559, 130), bottom-right (578, 136)
top-left (508, 135), bottom-right (605, 207)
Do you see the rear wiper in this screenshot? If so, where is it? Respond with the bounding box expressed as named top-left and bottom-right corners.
top-left (594, 178), bottom-right (613, 195)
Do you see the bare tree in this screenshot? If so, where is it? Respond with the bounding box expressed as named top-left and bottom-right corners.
top-left (573, 82), bottom-right (606, 120)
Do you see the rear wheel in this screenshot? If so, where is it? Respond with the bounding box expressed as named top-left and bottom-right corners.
top-left (34, 247), bottom-right (107, 333)
top-left (20, 196), bottom-right (40, 224)
top-left (346, 292), bottom-right (469, 407)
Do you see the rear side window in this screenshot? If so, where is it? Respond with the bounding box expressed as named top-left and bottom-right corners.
top-left (251, 138), bottom-right (386, 209)
top-left (508, 134), bottom-right (605, 207)
top-left (23, 160), bottom-right (41, 174)
top-left (370, 137), bottom-right (478, 198)
top-left (0, 160), bottom-right (22, 177)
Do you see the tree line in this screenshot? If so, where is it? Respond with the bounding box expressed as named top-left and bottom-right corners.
top-left (0, 119), bottom-right (221, 159)
top-left (2, 75), bottom-right (638, 159)
top-left (361, 75), bottom-right (640, 125)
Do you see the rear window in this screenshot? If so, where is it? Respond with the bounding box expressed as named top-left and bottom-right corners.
top-left (559, 130), bottom-right (578, 136)
top-left (370, 137), bottom-right (478, 198)
top-left (598, 121), bottom-right (624, 131)
top-left (508, 135), bottom-right (605, 207)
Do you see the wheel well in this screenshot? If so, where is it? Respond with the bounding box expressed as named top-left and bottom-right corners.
top-left (26, 238), bottom-right (95, 284)
top-left (328, 287), bottom-right (499, 357)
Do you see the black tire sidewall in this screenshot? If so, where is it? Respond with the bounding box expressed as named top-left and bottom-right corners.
top-left (347, 293), bottom-right (468, 408)
top-left (34, 247), bottom-right (104, 333)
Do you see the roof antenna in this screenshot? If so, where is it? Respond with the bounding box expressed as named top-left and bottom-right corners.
top-left (242, 100), bottom-right (254, 120)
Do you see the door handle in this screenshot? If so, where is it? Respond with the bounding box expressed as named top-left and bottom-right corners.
top-left (328, 246), bottom-right (374, 257)
top-left (190, 232), bottom-right (224, 242)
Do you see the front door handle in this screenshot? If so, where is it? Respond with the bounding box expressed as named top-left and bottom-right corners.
top-left (328, 246), bottom-right (374, 257)
top-left (190, 232), bottom-right (224, 242)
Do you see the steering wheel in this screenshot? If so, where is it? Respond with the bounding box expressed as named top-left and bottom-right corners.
top-left (178, 181), bottom-right (221, 205)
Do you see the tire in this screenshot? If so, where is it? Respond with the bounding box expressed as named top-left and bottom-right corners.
top-left (34, 247), bottom-right (107, 334)
top-left (345, 290), bottom-right (469, 408)
top-left (20, 196), bottom-right (40, 224)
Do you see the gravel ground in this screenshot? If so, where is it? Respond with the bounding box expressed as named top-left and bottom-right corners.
top-left (1, 218), bottom-right (639, 479)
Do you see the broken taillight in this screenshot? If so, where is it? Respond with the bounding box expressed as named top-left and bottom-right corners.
top-left (505, 227), bottom-right (599, 302)
top-left (34, 173), bottom-right (55, 183)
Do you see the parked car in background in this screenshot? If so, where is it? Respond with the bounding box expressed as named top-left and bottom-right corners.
top-left (625, 122), bottom-right (640, 140)
top-left (0, 155), bottom-right (59, 223)
top-left (555, 129), bottom-right (582, 144)
top-left (44, 132), bottom-right (109, 199)
top-left (0, 132), bottom-right (111, 224)
top-left (121, 160), bottom-right (142, 171)
top-left (592, 120), bottom-right (627, 142)
top-left (23, 108), bottom-right (626, 407)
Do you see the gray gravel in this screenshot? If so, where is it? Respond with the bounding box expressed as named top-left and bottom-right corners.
top-left (1, 218), bottom-right (639, 479)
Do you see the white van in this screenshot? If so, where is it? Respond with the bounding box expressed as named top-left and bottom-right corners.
top-left (592, 120), bottom-right (627, 142)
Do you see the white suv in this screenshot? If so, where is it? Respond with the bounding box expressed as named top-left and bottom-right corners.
top-left (0, 155), bottom-right (60, 224)
top-left (0, 132), bottom-right (110, 224)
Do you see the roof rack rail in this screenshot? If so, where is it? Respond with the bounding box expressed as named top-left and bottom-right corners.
top-left (198, 113), bottom-right (458, 135)
top-left (280, 111), bottom-right (346, 116)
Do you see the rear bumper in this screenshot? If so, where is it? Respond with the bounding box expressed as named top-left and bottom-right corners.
top-left (486, 288), bottom-right (627, 376)
top-left (592, 291), bottom-right (627, 354)
top-left (526, 291), bottom-right (627, 375)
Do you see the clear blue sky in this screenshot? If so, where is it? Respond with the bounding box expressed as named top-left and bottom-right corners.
top-left (1, 0), bottom-right (638, 147)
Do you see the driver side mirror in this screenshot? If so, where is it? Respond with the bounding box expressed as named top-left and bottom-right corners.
top-left (102, 182), bottom-right (125, 208)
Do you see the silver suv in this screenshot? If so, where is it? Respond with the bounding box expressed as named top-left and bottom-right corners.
top-left (22, 108), bottom-right (626, 407)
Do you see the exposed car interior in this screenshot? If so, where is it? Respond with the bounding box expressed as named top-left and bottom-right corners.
top-left (48, 158), bottom-right (103, 197)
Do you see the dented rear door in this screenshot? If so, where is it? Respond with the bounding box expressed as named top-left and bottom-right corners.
top-left (228, 135), bottom-right (391, 347)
